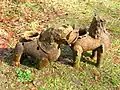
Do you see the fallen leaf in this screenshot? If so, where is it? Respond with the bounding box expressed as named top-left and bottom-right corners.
top-left (0, 29), bottom-right (8, 36)
top-left (7, 32), bottom-right (14, 38)
top-left (0, 38), bottom-right (6, 44)
top-left (2, 25), bottom-right (9, 31)
top-left (113, 45), bottom-right (119, 50)
top-left (93, 72), bottom-right (100, 81)
top-left (55, 11), bottom-right (65, 15)
top-left (1, 43), bottom-right (7, 49)
top-left (113, 56), bottom-right (120, 64)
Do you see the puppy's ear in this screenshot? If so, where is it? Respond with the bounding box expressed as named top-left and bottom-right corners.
top-left (62, 25), bottom-right (68, 28)
top-left (66, 31), bottom-right (71, 40)
top-left (72, 24), bottom-right (75, 29)
top-left (38, 31), bottom-right (44, 40)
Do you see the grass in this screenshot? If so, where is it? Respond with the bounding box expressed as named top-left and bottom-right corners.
top-left (0, 0), bottom-right (120, 90)
top-left (15, 68), bottom-right (32, 82)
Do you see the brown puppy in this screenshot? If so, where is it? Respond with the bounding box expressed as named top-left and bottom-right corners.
top-left (12, 28), bottom-right (61, 69)
top-left (12, 26), bottom-right (77, 69)
top-left (71, 15), bottom-right (111, 68)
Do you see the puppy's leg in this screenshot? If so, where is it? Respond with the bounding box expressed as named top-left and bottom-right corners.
top-left (12, 42), bottom-right (24, 66)
top-left (96, 46), bottom-right (103, 67)
top-left (37, 57), bottom-right (50, 69)
top-left (73, 52), bottom-right (82, 68)
top-left (71, 47), bottom-right (76, 63)
top-left (91, 49), bottom-right (97, 60)
top-left (73, 45), bottom-right (83, 68)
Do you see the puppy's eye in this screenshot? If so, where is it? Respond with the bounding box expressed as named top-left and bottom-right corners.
top-left (37, 47), bottom-right (39, 50)
top-left (66, 33), bottom-right (70, 40)
top-left (22, 42), bottom-right (24, 45)
top-left (100, 19), bottom-right (103, 22)
top-left (62, 25), bottom-right (67, 28)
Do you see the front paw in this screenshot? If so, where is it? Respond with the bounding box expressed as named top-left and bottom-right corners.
top-left (12, 61), bottom-right (20, 67)
top-left (72, 63), bottom-right (83, 71)
top-left (73, 54), bottom-right (81, 68)
top-left (95, 63), bottom-right (100, 68)
top-left (36, 59), bottom-right (50, 70)
top-left (72, 62), bottom-right (80, 68)
top-left (91, 56), bottom-right (97, 61)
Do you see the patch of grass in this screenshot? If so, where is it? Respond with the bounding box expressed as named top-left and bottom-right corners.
top-left (111, 76), bottom-right (119, 87)
top-left (15, 68), bottom-right (32, 82)
top-left (117, 47), bottom-right (120, 58)
top-left (21, 2), bottom-right (42, 12)
top-left (39, 87), bottom-right (46, 90)
top-left (112, 38), bottom-right (120, 44)
top-left (3, 2), bottom-right (22, 17)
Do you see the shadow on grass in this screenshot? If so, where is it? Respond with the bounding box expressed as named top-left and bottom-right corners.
top-left (81, 52), bottom-right (96, 65)
top-left (60, 44), bottom-right (98, 67)
top-left (1, 46), bottom-right (73, 69)
top-left (0, 47), bottom-right (38, 69)
top-left (81, 52), bottom-right (96, 66)
top-left (58, 46), bottom-right (97, 67)
top-left (20, 55), bottom-right (38, 69)
top-left (0, 48), bottom-right (13, 65)
top-left (1, 46), bottom-right (97, 70)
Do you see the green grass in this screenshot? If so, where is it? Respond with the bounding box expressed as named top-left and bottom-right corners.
top-left (15, 68), bottom-right (32, 82)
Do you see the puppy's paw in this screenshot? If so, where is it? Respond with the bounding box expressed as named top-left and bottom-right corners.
top-left (95, 63), bottom-right (100, 68)
top-left (11, 61), bottom-right (20, 67)
top-left (36, 59), bottom-right (50, 70)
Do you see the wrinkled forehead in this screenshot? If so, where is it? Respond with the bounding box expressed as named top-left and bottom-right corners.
top-left (93, 15), bottom-right (106, 23)
top-left (55, 25), bottom-right (73, 34)
top-left (91, 16), bottom-right (106, 28)
top-left (51, 25), bottom-right (74, 40)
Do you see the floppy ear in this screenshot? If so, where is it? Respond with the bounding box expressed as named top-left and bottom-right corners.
top-left (66, 31), bottom-right (71, 40)
top-left (62, 25), bottom-right (68, 28)
top-left (66, 31), bottom-right (79, 44)
top-left (38, 30), bottom-right (44, 40)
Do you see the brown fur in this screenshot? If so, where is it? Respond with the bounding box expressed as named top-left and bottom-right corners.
top-left (12, 26), bottom-right (76, 69)
top-left (20, 31), bottom-right (40, 41)
top-left (12, 29), bottom-right (62, 69)
top-left (71, 15), bottom-right (111, 68)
